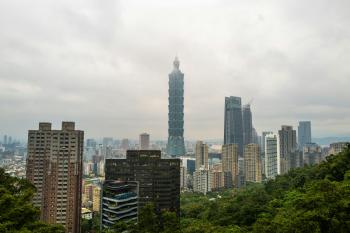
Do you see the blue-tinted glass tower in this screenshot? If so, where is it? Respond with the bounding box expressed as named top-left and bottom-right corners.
top-left (167, 57), bottom-right (186, 157)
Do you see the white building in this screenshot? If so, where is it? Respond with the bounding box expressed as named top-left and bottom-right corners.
top-left (193, 166), bottom-right (212, 195)
top-left (265, 133), bottom-right (280, 179)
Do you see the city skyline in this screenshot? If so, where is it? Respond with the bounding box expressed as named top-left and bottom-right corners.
top-left (1, 1), bottom-right (350, 140)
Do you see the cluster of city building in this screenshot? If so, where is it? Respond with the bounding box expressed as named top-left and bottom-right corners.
top-left (1, 57), bottom-right (349, 233)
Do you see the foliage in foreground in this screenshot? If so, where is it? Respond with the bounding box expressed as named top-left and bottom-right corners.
top-left (0, 168), bottom-right (65, 233)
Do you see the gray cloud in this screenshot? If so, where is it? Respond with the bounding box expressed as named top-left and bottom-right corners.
top-left (0, 0), bottom-right (349, 140)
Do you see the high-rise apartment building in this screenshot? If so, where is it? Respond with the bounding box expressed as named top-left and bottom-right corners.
top-left (210, 163), bottom-right (223, 190)
top-left (195, 141), bottom-right (208, 170)
top-left (278, 125), bottom-right (297, 174)
top-left (329, 142), bottom-right (349, 156)
top-left (265, 133), bottom-right (280, 179)
top-left (26, 122), bottom-right (84, 233)
top-left (105, 150), bottom-right (180, 215)
top-left (221, 144), bottom-right (239, 188)
top-left (224, 96), bottom-right (243, 156)
top-left (242, 104), bottom-right (253, 146)
top-left (167, 57), bottom-right (186, 157)
top-left (139, 133), bottom-right (150, 150)
top-left (193, 167), bottom-right (212, 195)
top-left (298, 121), bottom-right (312, 150)
top-left (244, 144), bottom-right (262, 182)
top-left (261, 131), bottom-right (273, 155)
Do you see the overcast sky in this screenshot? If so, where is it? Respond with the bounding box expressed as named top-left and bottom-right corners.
top-left (0, 0), bottom-right (349, 141)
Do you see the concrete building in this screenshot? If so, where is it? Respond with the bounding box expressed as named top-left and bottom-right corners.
top-left (303, 143), bottom-right (322, 166)
top-left (261, 131), bottom-right (273, 155)
top-left (329, 142), bottom-right (349, 155)
top-left (193, 167), bottom-right (212, 195)
top-left (242, 104), bottom-right (253, 146)
top-left (265, 133), bottom-right (280, 179)
top-left (167, 57), bottom-right (186, 157)
top-left (93, 186), bottom-right (101, 213)
top-left (278, 125), bottom-right (297, 174)
top-left (139, 133), bottom-right (150, 150)
top-left (195, 141), bottom-right (208, 170)
top-left (26, 122), bottom-right (83, 233)
top-left (224, 96), bottom-right (244, 156)
top-left (105, 150), bottom-right (180, 216)
top-left (180, 164), bottom-right (187, 190)
top-left (221, 144), bottom-right (239, 188)
top-left (244, 144), bottom-right (262, 183)
top-left (210, 163), bottom-right (223, 191)
top-left (298, 121), bottom-right (312, 150)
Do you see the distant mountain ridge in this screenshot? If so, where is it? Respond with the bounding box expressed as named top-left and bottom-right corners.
top-left (313, 137), bottom-right (350, 146)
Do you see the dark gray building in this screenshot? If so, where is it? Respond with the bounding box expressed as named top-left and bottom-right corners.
top-left (105, 150), bottom-right (180, 216)
top-left (224, 96), bottom-right (243, 156)
top-left (298, 121), bottom-right (312, 150)
top-left (278, 125), bottom-right (297, 174)
top-left (167, 57), bottom-right (186, 157)
top-left (243, 104), bottom-right (253, 146)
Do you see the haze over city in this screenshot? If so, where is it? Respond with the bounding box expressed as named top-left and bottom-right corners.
top-left (1, 0), bottom-right (349, 140)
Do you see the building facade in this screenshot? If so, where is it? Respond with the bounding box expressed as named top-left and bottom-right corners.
top-left (221, 144), bottom-right (239, 188)
top-left (167, 57), bottom-right (186, 157)
top-left (105, 150), bottom-right (180, 215)
top-left (139, 133), bottom-right (150, 150)
top-left (278, 125), bottom-right (297, 174)
top-left (265, 133), bottom-right (280, 179)
top-left (303, 143), bottom-right (322, 166)
top-left (244, 144), bottom-right (262, 183)
top-left (224, 96), bottom-right (243, 156)
top-left (195, 141), bottom-right (208, 170)
top-left (298, 121), bottom-right (312, 150)
top-left (101, 181), bottom-right (138, 229)
top-left (193, 167), bottom-right (212, 195)
top-left (242, 104), bottom-right (253, 146)
top-left (26, 122), bottom-right (83, 233)
top-left (329, 142), bottom-right (349, 155)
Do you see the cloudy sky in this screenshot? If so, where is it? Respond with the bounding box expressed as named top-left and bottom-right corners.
top-left (0, 0), bottom-right (349, 141)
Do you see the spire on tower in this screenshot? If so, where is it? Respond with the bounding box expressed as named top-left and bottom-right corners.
top-left (173, 56), bottom-right (180, 70)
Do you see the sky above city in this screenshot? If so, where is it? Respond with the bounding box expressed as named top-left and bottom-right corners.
top-left (0, 0), bottom-right (350, 141)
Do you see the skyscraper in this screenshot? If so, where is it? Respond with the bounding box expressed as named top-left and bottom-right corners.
top-left (195, 141), bottom-right (208, 170)
top-left (242, 104), bottom-right (253, 146)
top-left (244, 144), bottom-right (262, 183)
top-left (278, 125), bottom-right (297, 174)
top-left (261, 131), bottom-right (273, 155)
top-left (26, 122), bottom-right (84, 233)
top-left (139, 133), bottom-right (150, 150)
top-left (167, 57), bottom-right (186, 157)
top-left (298, 121), bottom-right (312, 150)
top-left (224, 96), bottom-right (243, 156)
top-left (221, 144), bottom-right (239, 188)
top-left (265, 133), bottom-right (280, 179)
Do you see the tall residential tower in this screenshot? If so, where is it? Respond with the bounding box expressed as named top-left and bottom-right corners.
top-left (167, 57), bottom-right (186, 157)
top-left (26, 122), bottom-right (84, 233)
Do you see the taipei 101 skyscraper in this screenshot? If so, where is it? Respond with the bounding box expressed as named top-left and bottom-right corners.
top-left (167, 57), bottom-right (186, 157)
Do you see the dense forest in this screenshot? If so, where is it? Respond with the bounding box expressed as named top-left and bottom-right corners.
top-left (1, 144), bottom-right (349, 233)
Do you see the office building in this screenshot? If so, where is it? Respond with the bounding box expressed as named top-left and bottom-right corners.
top-left (224, 96), bottom-right (243, 156)
top-left (167, 57), bottom-right (186, 157)
top-left (242, 104), bottom-right (253, 146)
top-left (101, 181), bottom-right (138, 229)
top-left (278, 125), bottom-right (297, 174)
top-left (26, 122), bottom-right (83, 233)
top-left (265, 133), bottom-right (280, 179)
top-left (298, 121), bottom-right (312, 150)
top-left (195, 141), bottom-right (208, 170)
top-left (261, 131), bottom-right (273, 155)
top-left (244, 144), bottom-right (262, 183)
top-left (105, 150), bottom-right (180, 215)
top-left (139, 133), bottom-right (150, 150)
top-left (221, 144), bottom-right (239, 188)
